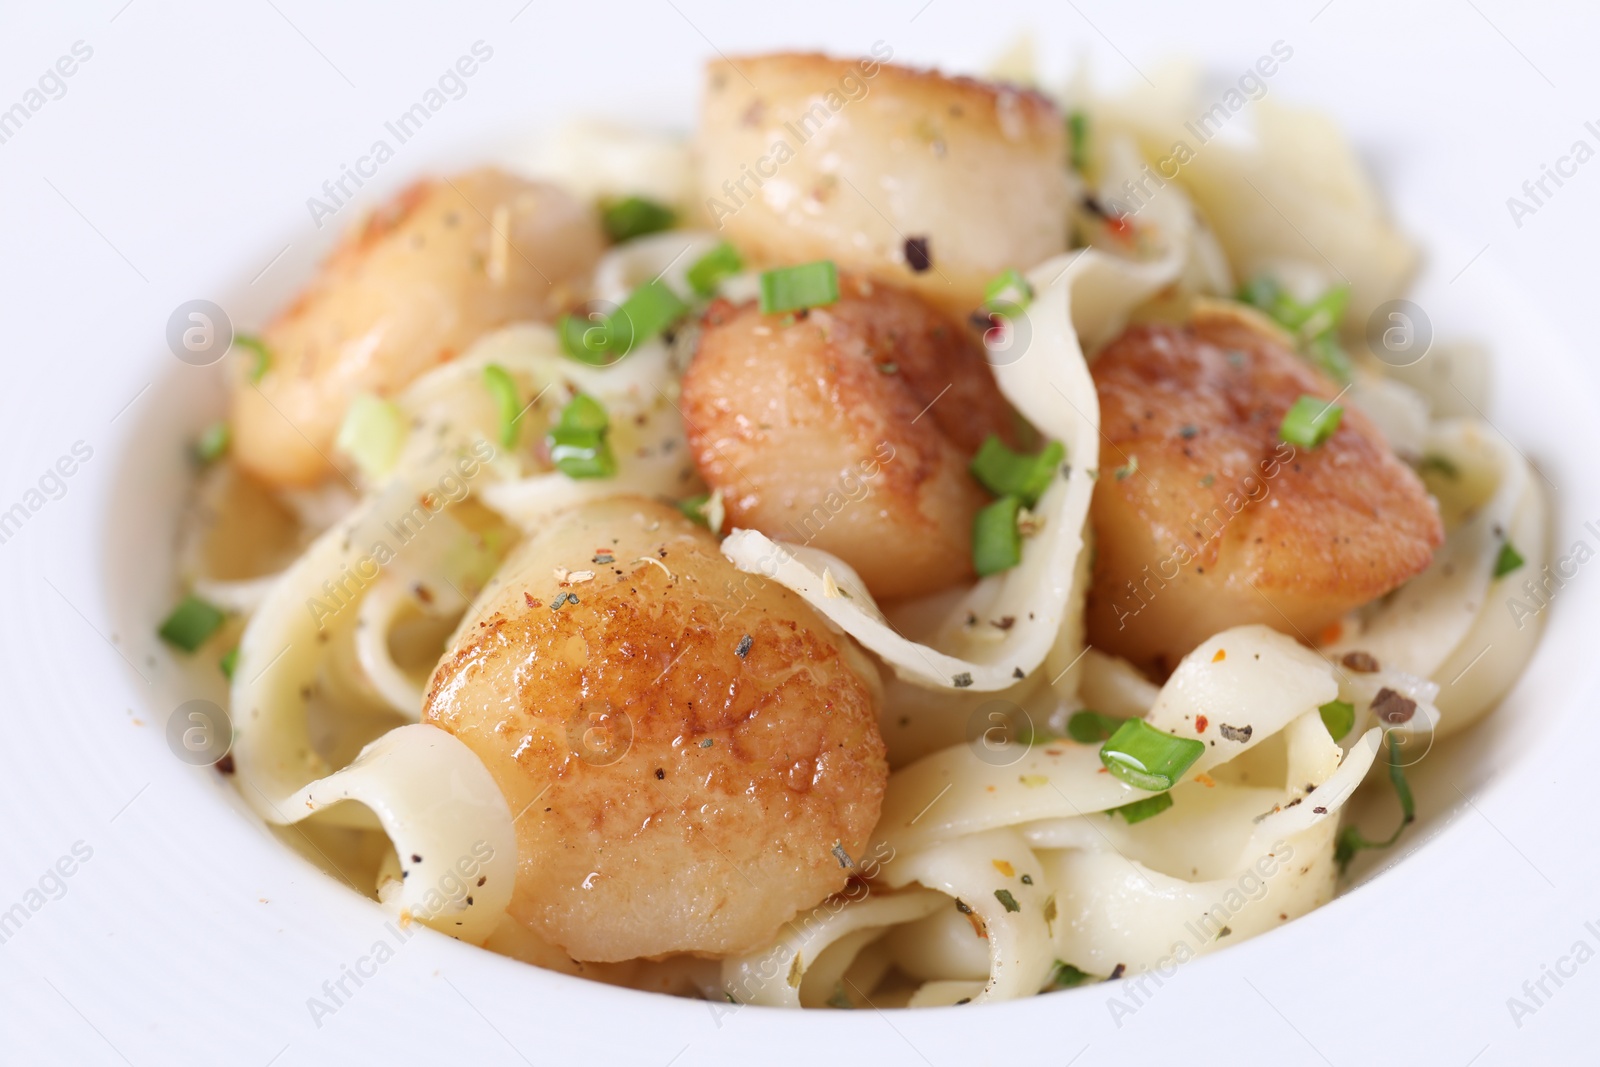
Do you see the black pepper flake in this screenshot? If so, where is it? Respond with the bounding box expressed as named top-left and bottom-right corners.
top-left (990, 616), bottom-right (1015, 631)
top-left (1218, 723), bottom-right (1253, 743)
top-left (1108, 963), bottom-right (1126, 981)
top-left (215, 753), bottom-right (235, 775)
top-left (1217, 926), bottom-right (1232, 938)
top-left (1020, 873), bottom-right (1033, 885)
top-left (955, 997), bottom-right (972, 1005)
top-left (477, 876), bottom-right (486, 886)
top-left (1372, 687), bottom-right (1417, 724)
top-left (655, 768), bottom-right (664, 779)
top-left (699, 738), bottom-right (714, 748)
top-left (550, 591), bottom-right (579, 610)
top-left (465, 896), bottom-right (474, 906)
top-left (1013, 668), bottom-right (1025, 680)
top-left (952, 672), bottom-right (974, 688)
top-left (832, 842), bottom-right (853, 868)
top-left (735, 634), bottom-right (753, 658)
top-left (593, 553), bottom-right (615, 564)
top-left (1312, 806), bottom-right (1327, 814)
top-left (1179, 424), bottom-right (1198, 439)
top-left (904, 235), bottom-right (932, 272)
top-left (955, 898), bottom-right (972, 914)
top-left (411, 854), bottom-right (422, 864)
top-left (1341, 650), bottom-right (1381, 673)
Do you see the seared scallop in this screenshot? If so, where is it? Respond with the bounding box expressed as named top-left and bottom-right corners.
top-left (1085, 305), bottom-right (1443, 674)
top-left (698, 52), bottom-right (1068, 316)
top-left (681, 276), bottom-right (1023, 601)
top-left (233, 168), bottom-right (604, 487)
top-left (422, 496), bottom-right (887, 962)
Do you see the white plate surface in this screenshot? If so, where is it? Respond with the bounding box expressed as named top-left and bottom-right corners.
top-left (2, 2), bottom-right (1598, 1064)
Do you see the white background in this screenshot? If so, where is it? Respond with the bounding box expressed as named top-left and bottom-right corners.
top-left (0, 1), bottom-right (1597, 1064)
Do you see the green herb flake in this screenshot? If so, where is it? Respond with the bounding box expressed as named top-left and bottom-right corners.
top-left (969, 436), bottom-right (1064, 507)
top-left (601, 196), bottom-right (677, 242)
top-left (1111, 791), bottom-right (1174, 824)
top-left (1319, 699), bottom-right (1355, 741)
top-left (1067, 710), bottom-right (1124, 744)
top-left (1046, 960), bottom-right (1092, 990)
top-left (1066, 110), bottom-right (1090, 172)
top-left (219, 646), bottom-right (239, 681)
top-left (971, 495), bottom-right (1023, 576)
top-left (234, 334), bottom-right (272, 383)
top-left (1335, 731), bottom-right (1416, 872)
top-left (546, 393), bottom-right (616, 480)
top-left (758, 261), bottom-right (839, 314)
top-left (993, 888), bottom-right (1021, 913)
top-left (194, 422), bottom-right (230, 464)
top-left (158, 595), bottom-right (227, 652)
top-left (1279, 395), bottom-right (1343, 450)
top-left (1098, 719), bottom-right (1206, 792)
top-left (482, 363), bottom-right (521, 447)
top-left (1493, 540), bottom-right (1525, 579)
top-left (686, 241), bottom-right (744, 297)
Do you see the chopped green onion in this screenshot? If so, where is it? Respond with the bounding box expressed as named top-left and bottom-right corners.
top-left (1335, 732), bottom-right (1415, 872)
top-left (1046, 960), bottom-right (1092, 990)
top-left (686, 241), bottom-right (744, 297)
top-left (194, 422), bottom-right (230, 464)
top-left (601, 196), bottom-right (677, 242)
top-left (614, 279), bottom-right (688, 351)
top-left (334, 393), bottom-right (408, 481)
top-left (993, 888), bottom-right (1021, 913)
top-left (1066, 710), bottom-right (1124, 744)
top-left (234, 334), bottom-right (272, 383)
top-left (1066, 110), bottom-right (1090, 172)
top-left (1279, 395), bottom-right (1343, 449)
top-left (546, 393), bottom-right (616, 479)
top-left (482, 363), bottom-right (521, 447)
top-left (561, 281), bottom-right (688, 365)
top-left (158, 595), bottom-right (226, 652)
top-left (677, 490), bottom-right (725, 535)
top-left (759, 261), bottom-right (839, 314)
top-left (1493, 540), bottom-right (1525, 579)
top-left (972, 495), bottom-right (1023, 577)
top-left (969, 437), bottom-right (1064, 507)
top-left (1304, 333), bottom-right (1353, 384)
top-left (219, 647), bottom-right (239, 681)
top-left (1098, 719), bottom-right (1206, 792)
top-left (557, 310), bottom-right (615, 365)
top-left (1417, 454), bottom-right (1460, 479)
top-left (983, 268), bottom-right (1034, 311)
top-left (1318, 699), bottom-right (1355, 741)
top-left (1111, 791), bottom-right (1174, 824)
top-left (1237, 276), bottom-right (1353, 384)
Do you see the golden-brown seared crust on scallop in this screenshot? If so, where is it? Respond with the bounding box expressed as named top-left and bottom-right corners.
top-left (232, 168), bottom-right (603, 487)
top-left (681, 276), bottom-right (1023, 601)
top-left (699, 52), bottom-right (1067, 316)
top-left (422, 497), bottom-right (887, 963)
top-left (1085, 316), bottom-right (1443, 675)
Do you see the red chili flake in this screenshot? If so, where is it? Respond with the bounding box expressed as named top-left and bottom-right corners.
top-left (524, 592), bottom-right (542, 608)
top-left (1106, 215), bottom-right (1135, 243)
top-left (1195, 714), bottom-right (1209, 733)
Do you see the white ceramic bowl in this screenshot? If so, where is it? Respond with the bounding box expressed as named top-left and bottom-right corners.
top-left (3, 2), bottom-right (1598, 1063)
